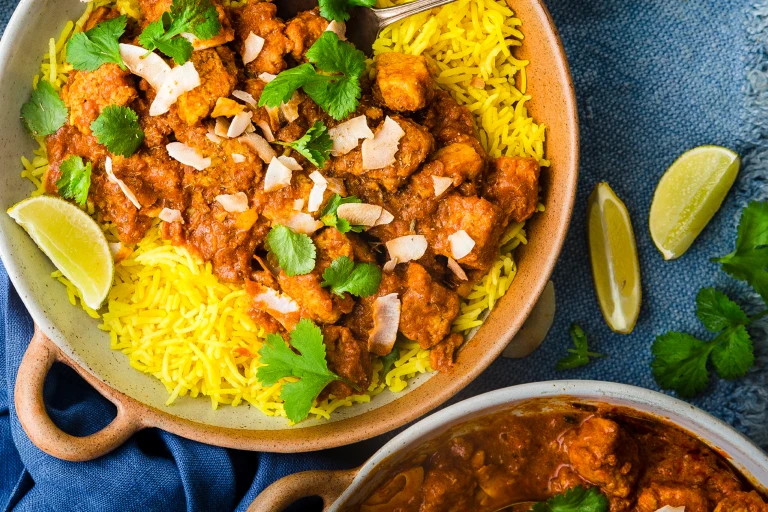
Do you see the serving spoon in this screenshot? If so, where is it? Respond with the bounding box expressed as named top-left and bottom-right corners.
top-left (277, 0), bottom-right (459, 56)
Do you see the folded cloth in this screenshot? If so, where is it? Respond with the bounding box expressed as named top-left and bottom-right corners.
top-left (3, 0), bottom-right (768, 510)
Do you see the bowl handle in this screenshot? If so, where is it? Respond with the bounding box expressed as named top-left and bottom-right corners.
top-left (14, 326), bottom-right (144, 461)
top-left (247, 467), bottom-right (359, 512)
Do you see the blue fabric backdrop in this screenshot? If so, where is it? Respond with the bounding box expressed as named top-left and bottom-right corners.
top-left (3, 0), bottom-right (768, 510)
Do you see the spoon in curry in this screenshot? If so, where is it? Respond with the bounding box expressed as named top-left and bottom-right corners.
top-left (277, 0), bottom-right (459, 56)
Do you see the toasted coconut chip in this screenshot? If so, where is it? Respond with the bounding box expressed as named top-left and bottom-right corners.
top-left (325, 20), bottom-right (346, 40)
top-left (337, 203), bottom-right (383, 227)
top-left (361, 116), bottom-right (405, 170)
top-left (247, 282), bottom-right (301, 331)
top-left (245, 123), bottom-right (256, 134)
top-left (470, 76), bottom-right (485, 89)
top-left (432, 176), bottom-right (453, 197)
top-left (105, 157), bottom-right (141, 209)
top-left (232, 153), bottom-right (246, 163)
top-left (108, 242), bottom-right (123, 257)
top-left (243, 32), bottom-right (265, 65)
top-left (258, 72), bottom-right (276, 83)
top-left (159, 207), bottom-right (184, 224)
top-left (447, 257), bottom-right (467, 281)
top-left (374, 208), bottom-right (394, 226)
top-left (279, 92), bottom-right (302, 123)
top-left (328, 115), bottom-right (374, 156)
top-left (150, 62), bottom-right (200, 116)
top-left (326, 177), bottom-right (346, 195)
top-left (264, 157), bottom-right (293, 192)
top-left (215, 117), bottom-right (230, 138)
top-left (232, 89), bottom-right (257, 106)
top-left (265, 105), bottom-right (280, 125)
top-left (293, 198), bottom-right (305, 211)
top-left (206, 130), bottom-right (222, 144)
top-left (216, 192), bottom-right (249, 213)
top-left (654, 508), bottom-right (685, 512)
top-left (386, 235), bottom-right (428, 263)
top-left (240, 133), bottom-right (276, 163)
top-left (369, 293), bottom-right (401, 356)
top-left (227, 111), bottom-right (253, 138)
top-left (308, 171), bottom-right (328, 213)
top-left (119, 44), bottom-right (170, 91)
top-left (285, 212), bottom-right (323, 234)
top-left (382, 257), bottom-right (399, 273)
top-left (166, 142), bottom-right (211, 170)
top-left (448, 230), bottom-right (475, 260)
top-left (212, 97), bottom-right (245, 118)
top-left (255, 120), bottom-right (275, 141)
top-left (278, 155), bottom-right (303, 171)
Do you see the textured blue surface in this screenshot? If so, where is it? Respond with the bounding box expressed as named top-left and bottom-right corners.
top-left (2, 0), bottom-right (768, 510)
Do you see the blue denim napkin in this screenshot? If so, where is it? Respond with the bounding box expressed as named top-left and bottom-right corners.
top-left (3, 0), bottom-right (768, 510)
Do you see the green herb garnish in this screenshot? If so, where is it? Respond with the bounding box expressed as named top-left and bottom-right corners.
top-left (380, 346), bottom-right (400, 375)
top-left (529, 486), bottom-right (609, 512)
top-left (259, 32), bottom-right (365, 121)
top-left (138, 0), bottom-right (221, 65)
top-left (319, 0), bottom-right (376, 22)
top-left (66, 15), bottom-right (127, 71)
top-left (556, 324), bottom-right (605, 371)
top-left (320, 194), bottom-right (364, 234)
top-left (267, 225), bottom-right (317, 276)
top-left (277, 121), bottom-right (332, 168)
top-left (90, 105), bottom-right (145, 157)
top-left (56, 156), bottom-right (92, 206)
top-left (321, 256), bottom-right (381, 298)
top-left (20, 80), bottom-right (68, 137)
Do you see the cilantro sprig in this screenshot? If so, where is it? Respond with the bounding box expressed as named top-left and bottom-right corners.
top-left (20, 80), bottom-right (68, 137)
top-left (259, 32), bottom-right (366, 121)
top-left (267, 225), bottom-right (317, 276)
top-left (380, 346), bottom-right (400, 376)
top-left (652, 202), bottom-right (768, 397)
top-left (138, 0), bottom-right (222, 65)
top-left (322, 256), bottom-right (381, 298)
top-left (277, 121), bottom-right (332, 168)
top-left (556, 325), bottom-right (605, 371)
top-left (320, 194), bottom-right (364, 233)
top-left (66, 16), bottom-right (127, 71)
top-left (56, 156), bottom-right (92, 206)
top-left (529, 486), bottom-right (609, 512)
top-left (319, 0), bottom-right (376, 22)
top-left (91, 106), bottom-right (145, 157)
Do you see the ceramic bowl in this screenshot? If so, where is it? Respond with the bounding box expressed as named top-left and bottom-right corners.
top-left (0, 0), bottom-right (578, 460)
top-left (249, 381), bottom-right (768, 511)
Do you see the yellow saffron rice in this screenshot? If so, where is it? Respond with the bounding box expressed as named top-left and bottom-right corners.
top-left (19, 0), bottom-right (545, 420)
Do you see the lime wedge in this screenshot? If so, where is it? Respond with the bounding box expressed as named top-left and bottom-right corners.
top-left (8, 196), bottom-right (113, 310)
top-left (650, 146), bottom-right (740, 260)
top-left (587, 182), bottom-right (642, 334)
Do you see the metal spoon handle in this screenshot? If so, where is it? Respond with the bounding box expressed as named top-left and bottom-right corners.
top-left (374, 0), bottom-right (458, 29)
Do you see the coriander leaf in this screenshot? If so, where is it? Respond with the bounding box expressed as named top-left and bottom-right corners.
top-left (322, 256), bottom-right (382, 297)
top-left (259, 64), bottom-right (317, 108)
top-left (20, 80), bottom-right (68, 137)
top-left (319, 0), bottom-right (376, 22)
top-left (286, 121), bottom-right (333, 168)
top-left (303, 77), bottom-right (362, 122)
top-left (530, 486), bottom-right (609, 512)
top-left (55, 156), bottom-right (92, 206)
top-left (711, 325), bottom-right (754, 379)
top-left (556, 324), bottom-right (605, 371)
top-left (155, 36), bottom-right (193, 67)
top-left (696, 288), bottom-right (748, 332)
top-left (138, 0), bottom-right (221, 65)
top-left (267, 225), bottom-right (317, 276)
top-left (256, 319), bottom-right (341, 422)
top-left (90, 105), bottom-right (145, 157)
top-left (380, 346), bottom-right (400, 375)
top-left (306, 32), bottom-right (366, 79)
top-left (715, 202), bottom-right (768, 303)
top-left (651, 332), bottom-right (712, 397)
top-left (320, 194), bottom-right (366, 233)
top-left (66, 15), bottom-right (127, 71)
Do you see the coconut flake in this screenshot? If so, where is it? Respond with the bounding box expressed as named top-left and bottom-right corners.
top-left (654, 508), bottom-right (685, 512)
top-left (212, 97), bottom-right (245, 118)
top-left (293, 198), bottom-right (305, 211)
top-left (258, 72), bottom-right (277, 83)
top-left (243, 32), bottom-right (265, 65)
top-left (215, 117), bottom-right (231, 138)
top-left (232, 153), bottom-right (246, 163)
top-left (150, 62), bottom-right (200, 116)
top-left (369, 293), bottom-right (401, 356)
top-left (206, 131), bottom-right (222, 144)
top-left (386, 235), bottom-right (428, 263)
top-left (337, 203), bottom-right (385, 227)
top-left (447, 257), bottom-right (467, 281)
top-left (240, 133), bottom-right (277, 163)
top-left (328, 115), bottom-right (374, 156)
top-left (119, 44), bottom-right (170, 91)
top-left (432, 176), bottom-right (454, 197)
top-left (264, 157), bottom-right (293, 192)
top-left (255, 120), bottom-right (275, 142)
top-left (232, 89), bottom-right (257, 106)
top-left (278, 155), bottom-right (303, 171)
top-left (285, 212), bottom-right (323, 234)
top-left (166, 142), bottom-right (211, 170)
top-left (248, 282), bottom-right (301, 331)
top-left (326, 177), bottom-right (346, 195)
top-left (374, 209), bottom-right (394, 226)
top-left (448, 230), bottom-right (475, 260)
top-left (227, 111), bottom-right (253, 138)
top-left (325, 20), bottom-right (347, 40)
top-left (216, 192), bottom-right (249, 213)
top-left (104, 157), bottom-right (141, 209)
top-left (308, 171), bottom-right (328, 213)
top-left (159, 208), bottom-right (184, 224)
top-left (382, 258), bottom-right (399, 273)
top-left (265, 106), bottom-right (280, 125)
top-left (108, 242), bottom-right (123, 257)
top-left (361, 116), bottom-right (405, 170)
top-left (279, 92), bottom-right (302, 123)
